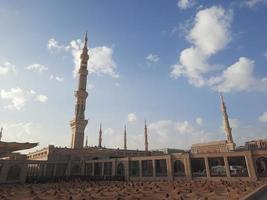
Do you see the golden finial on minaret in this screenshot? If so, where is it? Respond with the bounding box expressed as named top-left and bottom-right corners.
top-left (220, 93), bottom-right (235, 150)
top-left (144, 120), bottom-right (148, 152)
top-left (98, 123), bottom-right (102, 148)
top-left (124, 125), bottom-right (127, 150)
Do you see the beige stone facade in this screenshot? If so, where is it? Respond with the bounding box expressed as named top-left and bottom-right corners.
top-left (245, 139), bottom-right (267, 150)
top-left (1, 148), bottom-right (267, 184)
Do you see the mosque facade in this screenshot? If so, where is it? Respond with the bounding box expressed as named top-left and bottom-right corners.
top-left (0, 33), bottom-right (267, 184)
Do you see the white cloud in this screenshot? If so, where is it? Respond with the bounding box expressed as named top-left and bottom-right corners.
top-left (148, 120), bottom-right (172, 137)
top-left (175, 120), bottom-right (195, 134)
top-left (170, 6), bottom-right (267, 93)
top-left (49, 74), bottom-right (64, 82)
top-left (208, 57), bottom-right (267, 93)
top-left (88, 84), bottom-right (95, 91)
top-left (259, 112), bottom-right (267, 122)
top-left (0, 88), bottom-right (47, 110)
top-left (26, 64), bottom-right (48, 72)
top-left (36, 94), bottom-right (48, 103)
top-left (209, 57), bottom-right (254, 92)
top-left (177, 0), bottom-right (194, 10)
top-left (67, 39), bottom-right (84, 77)
top-left (55, 76), bottom-right (64, 82)
top-left (245, 0), bottom-right (267, 7)
top-left (96, 127), bottom-right (124, 148)
top-left (196, 117), bottom-right (203, 125)
top-left (104, 128), bottom-right (115, 136)
top-left (128, 113), bottom-right (137, 122)
top-left (146, 54), bottom-right (159, 62)
top-left (188, 7), bottom-right (232, 55)
top-left (229, 118), bottom-right (239, 129)
top-left (0, 88), bottom-right (35, 110)
top-left (87, 46), bottom-right (119, 78)
top-left (0, 62), bottom-right (16, 75)
top-left (1, 122), bottom-right (33, 142)
top-left (147, 119), bottom-right (212, 149)
top-left (47, 38), bottom-right (66, 52)
top-left (170, 6), bottom-right (233, 87)
top-left (264, 51), bottom-right (267, 59)
top-left (48, 38), bottom-right (119, 78)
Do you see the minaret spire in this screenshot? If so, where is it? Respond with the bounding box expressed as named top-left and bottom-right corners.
top-left (124, 125), bottom-right (127, 150)
top-left (84, 31), bottom-right (88, 49)
top-left (98, 123), bottom-right (102, 148)
top-left (220, 94), bottom-right (235, 150)
top-left (70, 32), bottom-right (89, 149)
top-left (144, 120), bottom-right (148, 152)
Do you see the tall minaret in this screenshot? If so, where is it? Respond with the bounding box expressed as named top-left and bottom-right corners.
top-left (144, 120), bottom-right (148, 151)
top-left (220, 94), bottom-right (235, 150)
top-left (70, 32), bottom-right (89, 149)
top-left (98, 123), bottom-right (102, 148)
top-left (124, 125), bottom-right (127, 150)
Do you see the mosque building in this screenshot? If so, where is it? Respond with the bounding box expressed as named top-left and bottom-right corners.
top-left (0, 33), bottom-right (267, 184)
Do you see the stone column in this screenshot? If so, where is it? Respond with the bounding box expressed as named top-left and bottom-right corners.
top-left (43, 164), bottom-right (47, 177)
top-left (223, 156), bottom-right (231, 178)
top-left (184, 154), bottom-right (192, 179)
top-left (125, 158), bottom-right (130, 181)
top-left (65, 161), bottom-right (71, 176)
top-left (81, 162), bottom-right (85, 176)
top-left (28, 165), bottom-right (32, 177)
top-left (139, 160), bottom-right (142, 177)
top-left (245, 152), bottom-right (257, 180)
top-left (38, 163), bottom-right (42, 176)
top-left (112, 160), bottom-right (116, 176)
top-left (0, 162), bottom-right (9, 183)
top-left (204, 157), bottom-right (210, 178)
top-left (166, 155), bottom-right (173, 181)
top-left (92, 161), bottom-right (95, 176)
top-left (53, 163), bottom-right (57, 177)
top-left (101, 162), bottom-right (104, 176)
top-left (19, 162), bottom-right (28, 184)
top-left (152, 159), bottom-right (156, 177)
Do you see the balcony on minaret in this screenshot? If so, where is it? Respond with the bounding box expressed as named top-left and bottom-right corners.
top-left (75, 90), bottom-right (88, 98)
top-left (78, 67), bottom-right (88, 75)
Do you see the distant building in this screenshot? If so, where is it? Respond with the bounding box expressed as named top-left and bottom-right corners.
top-left (191, 140), bottom-right (232, 154)
top-left (245, 139), bottom-right (267, 150)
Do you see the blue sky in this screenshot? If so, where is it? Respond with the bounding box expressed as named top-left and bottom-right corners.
top-left (0, 0), bottom-right (266, 151)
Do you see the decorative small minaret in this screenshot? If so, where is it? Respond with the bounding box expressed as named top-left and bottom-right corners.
top-left (98, 123), bottom-right (102, 148)
top-left (124, 125), bottom-right (127, 150)
top-left (70, 32), bottom-right (89, 149)
top-left (0, 127), bottom-right (3, 141)
top-left (144, 120), bottom-right (148, 152)
top-left (220, 94), bottom-right (235, 150)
